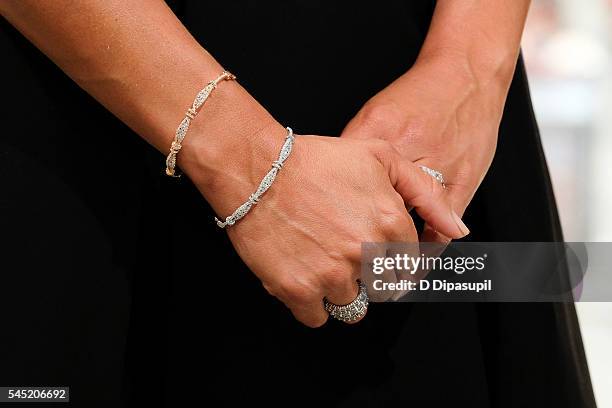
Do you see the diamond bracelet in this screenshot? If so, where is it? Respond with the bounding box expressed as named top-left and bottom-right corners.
top-left (165, 70), bottom-right (236, 177)
top-left (215, 127), bottom-right (295, 228)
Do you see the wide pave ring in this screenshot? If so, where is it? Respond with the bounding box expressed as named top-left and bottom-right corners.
top-left (419, 165), bottom-right (446, 189)
top-left (323, 280), bottom-right (369, 323)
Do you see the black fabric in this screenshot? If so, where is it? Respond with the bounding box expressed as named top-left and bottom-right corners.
top-left (0, 1), bottom-right (596, 407)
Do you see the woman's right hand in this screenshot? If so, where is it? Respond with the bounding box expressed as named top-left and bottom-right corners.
top-left (181, 121), bottom-right (468, 327)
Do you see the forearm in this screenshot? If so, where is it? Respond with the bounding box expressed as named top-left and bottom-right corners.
top-left (0, 0), bottom-right (284, 211)
top-left (418, 0), bottom-right (530, 98)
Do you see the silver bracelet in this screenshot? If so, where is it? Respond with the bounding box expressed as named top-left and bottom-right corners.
top-left (215, 127), bottom-right (295, 228)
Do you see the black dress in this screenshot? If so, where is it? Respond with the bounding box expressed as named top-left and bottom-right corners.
top-left (0, 1), bottom-right (596, 407)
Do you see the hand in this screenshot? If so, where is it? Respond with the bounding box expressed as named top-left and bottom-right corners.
top-left (342, 52), bottom-right (508, 243)
top-left (182, 122), bottom-right (468, 327)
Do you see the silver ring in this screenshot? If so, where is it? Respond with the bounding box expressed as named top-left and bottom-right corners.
top-left (323, 280), bottom-right (369, 323)
top-left (419, 165), bottom-right (446, 189)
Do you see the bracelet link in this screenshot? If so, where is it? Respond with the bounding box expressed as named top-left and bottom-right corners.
top-left (214, 127), bottom-right (295, 229)
top-left (164, 70), bottom-right (236, 177)
top-left (185, 107), bottom-right (197, 120)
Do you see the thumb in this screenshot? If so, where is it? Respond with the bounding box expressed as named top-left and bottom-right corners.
top-left (377, 147), bottom-right (469, 239)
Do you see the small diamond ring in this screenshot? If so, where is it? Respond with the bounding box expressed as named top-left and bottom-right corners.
top-left (419, 165), bottom-right (446, 189)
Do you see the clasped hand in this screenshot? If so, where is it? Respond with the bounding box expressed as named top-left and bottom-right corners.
top-left (190, 56), bottom-right (501, 328)
top-left (223, 133), bottom-right (470, 327)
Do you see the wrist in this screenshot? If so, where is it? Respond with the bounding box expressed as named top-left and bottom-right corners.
top-left (177, 84), bottom-right (287, 215)
top-left (412, 49), bottom-right (511, 119)
top-left (417, 44), bottom-right (517, 97)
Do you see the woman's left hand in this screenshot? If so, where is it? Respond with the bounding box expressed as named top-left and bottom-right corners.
top-left (341, 52), bottom-right (511, 243)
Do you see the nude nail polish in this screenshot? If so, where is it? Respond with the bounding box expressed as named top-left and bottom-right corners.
top-left (452, 210), bottom-right (470, 237)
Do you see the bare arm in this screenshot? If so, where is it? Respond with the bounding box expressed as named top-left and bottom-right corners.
top-left (1, 1), bottom-right (466, 326)
top-left (421, 0), bottom-right (530, 92)
top-left (0, 0), bottom-right (268, 150)
top-left (0, 0), bottom-right (281, 212)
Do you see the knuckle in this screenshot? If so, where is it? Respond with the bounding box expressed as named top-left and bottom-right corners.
top-left (262, 281), bottom-right (278, 297)
top-left (413, 172), bottom-right (441, 207)
top-left (322, 268), bottom-right (351, 290)
top-left (358, 102), bottom-right (403, 134)
top-left (345, 242), bottom-right (363, 263)
top-left (368, 139), bottom-right (396, 161)
top-left (276, 276), bottom-right (318, 305)
top-left (377, 209), bottom-right (408, 236)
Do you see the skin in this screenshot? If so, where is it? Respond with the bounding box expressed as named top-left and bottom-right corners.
top-left (0, 0), bottom-right (528, 327)
top-left (342, 0), bottom-right (531, 244)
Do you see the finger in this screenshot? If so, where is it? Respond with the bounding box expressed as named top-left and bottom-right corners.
top-left (324, 279), bottom-right (366, 324)
top-left (362, 242), bottom-right (396, 302)
top-left (384, 216), bottom-right (419, 301)
top-left (289, 300), bottom-right (329, 328)
top-left (419, 178), bottom-right (473, 244)
top-left (325, 275), bottom-right (360, 305)
top-left (386, 243), bottom-right (421, 301)
top-left (420, 223), bottom-right (452, 244)
top-left (417, 179), bottom-right (474, 277)
top-left (386, 157), bottom-right (470, 239)
top-left (269, 277), bottom-right (329, 328)
top-left (416, 224), bottom-right (451, 282)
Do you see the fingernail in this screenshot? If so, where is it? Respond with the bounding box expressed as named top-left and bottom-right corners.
top-left (452, 210), bottom-right (470, 237)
